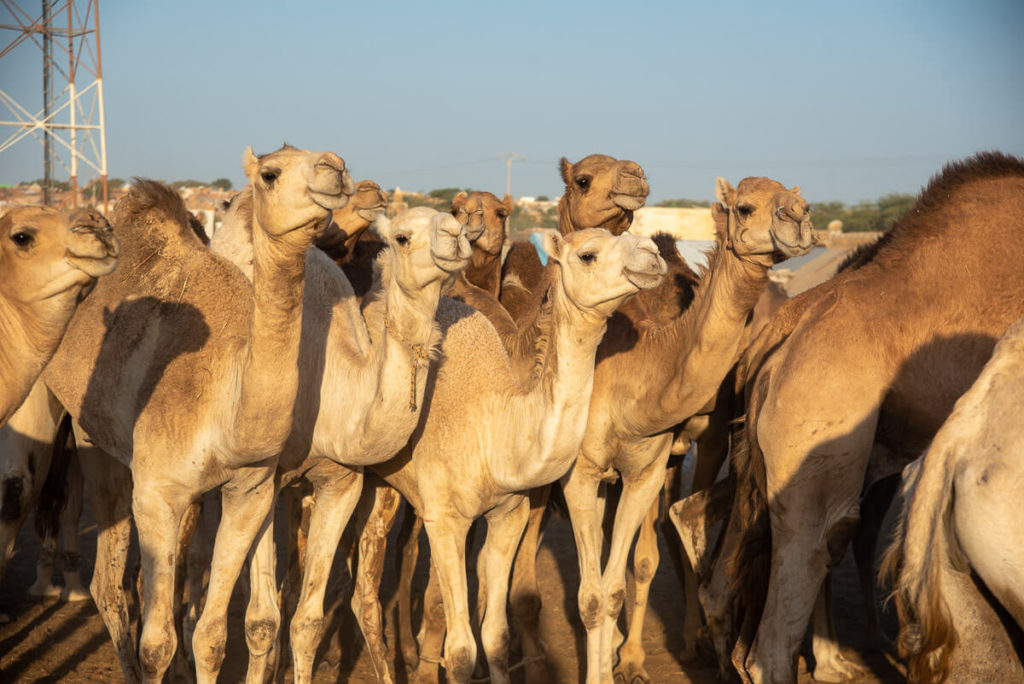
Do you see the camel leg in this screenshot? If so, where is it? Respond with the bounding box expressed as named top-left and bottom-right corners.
top-left (243, 504), bottom-right (280, 684)
top-left (289, 466), bottom-right (363, 684)
top-left (421, 515), bottom-right (475, 683)
top-left (509, 484), bottom-right (552, 683)
top-left (600, 437), bottom-right (672, 684)
top-left (412, 559), bottom-right (447, 684)
top-left (479, 496), bottom-right (531, 684)
top-left (852, 472), bottom-right (899, 649)
top-left (170, 500), bottom-right (203, 681)
top-left (396, 501), bottom-right (424, 671)
top-left (614, 495), bottom-right (660, 684)
top-left (562, 458), bottom-right (611, 684)
top-left (30, 447), bottom-right (86, 601)
top-left (352, 479), bottom-right (401, 684)
top-left (809, 573), bottom-right (867, 683)
top-left (133, 477), bottom-right (191, 683)
top-left (190, 466), bottom-right (276, 684)
top-left (79, 445), bottom-right (139, 683)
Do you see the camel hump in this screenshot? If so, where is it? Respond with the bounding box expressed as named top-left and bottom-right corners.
top-left (502, 240), bottom-right (545, 289)
top-left (112, 179), bottom-right (206, 247)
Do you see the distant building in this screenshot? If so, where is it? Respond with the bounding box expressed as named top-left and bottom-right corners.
top-left (629, 206), bottom-right (716, 241)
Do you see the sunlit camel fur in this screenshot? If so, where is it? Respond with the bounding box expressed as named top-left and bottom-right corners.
top-left (42, 145), bottom-right (352, 684)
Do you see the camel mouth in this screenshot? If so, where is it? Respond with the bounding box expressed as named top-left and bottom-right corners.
top-left (431, 228), bottom-right (473, 273)
top-left (610, 192), bottom-right (647, 212)
top-left (65, 228), bottom-right (120, 278)
top-left (65, 254), bottom-right (119, 279)
top-left (625, 266), bottom-right (666, 291)
top-left (308, 166), bottom-right (355, 211)
top-left (356, 207), bottom-right (385, 223)
top-left (770, 221), bottom-right (815, 257)
top-left (463, 224), bottom-right (487, 242)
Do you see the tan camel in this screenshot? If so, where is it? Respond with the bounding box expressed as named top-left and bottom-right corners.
top-left (451, 190), bottom-right (513, 297)
top-left (707, 152), bottom-right (1024, 684)
top-left (0, 205), bottom-right (119, 426)
top-left (882, 317), bottom-right (1024, 683)
top-left (211, 205), bottom-right (471, 683)
top-left (315, 179), bottom-right (388, 265)
top-left (353, 228), bottom-right (666, 684)
top-left (41, 145), bottom-right (353, 684)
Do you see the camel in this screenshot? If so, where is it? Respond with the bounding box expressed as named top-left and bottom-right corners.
top-left (705, 152), bottom-right (1024, 684)
top-left (349, 227), bottom-right (667, 684)
top-left (315, 179), bottom-right (388, 265)
top-left (499, 154), bottom-right (648, 321)
top-left (0, 205), bottom-right (119, 426)
top-left (40, 145), bottom-right (353, 684)
top-left (882, 316), bottom-right (1024, 683)
top-left (451, 190), bottom-right (513, 297)
top-left (209, 205), bottom-right (472, 683)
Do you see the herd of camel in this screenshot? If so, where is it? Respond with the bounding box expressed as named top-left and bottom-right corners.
top-left (0, 145), bottom-right (1021, 684)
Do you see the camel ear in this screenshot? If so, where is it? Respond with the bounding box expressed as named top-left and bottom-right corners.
top-left (714, 177), bottom-right (735, 205)
top-left (560, 157), bottom-right (574, 187)
top-left (451, 191), bottom-right (468, 214)
top-left (242, 147), bottom-right (259, 180)
top-left (789, 185), bottom-right (802, 196)
top-left (539, 229), bottom-right (563, 263)
top-left (502, 193), bottom-right (514, 213)
top-left (711, 202), bottom-right (729, 243)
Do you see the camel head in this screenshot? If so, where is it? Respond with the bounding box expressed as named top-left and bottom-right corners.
top-left (713, 176), bottom-right (815, 265)
top-left (374, 207), bottom-right (472, 292)
top-left (242, 144), bottom-right (355, 242)
top-left (541, 227), bottom-right (666, 318)
top-left (559, 154), bottom-right (649, 236)
top-left (0, 205), bottom-right (119, 305)
top-left (316, 180), bottom-right (388, 263)
top-left (450, 191), bottom-right (512, 255)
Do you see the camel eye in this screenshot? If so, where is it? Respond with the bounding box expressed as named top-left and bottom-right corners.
top-left (579, 252), bottom-right (597, 264)
top-left (260, 168), bottom-right (280, 184)
top-left (394, 234), bottom-right (410, 246)
top-left (496, 209), bottom-right (508, 220)
top-left (10, 231), bottom-right (34, 248)
top-left (575, 177), bottom-right (590, 190)
top-left (737, 204), bottom-right (755, 218)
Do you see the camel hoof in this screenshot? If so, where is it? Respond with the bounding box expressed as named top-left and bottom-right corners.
top-left (61, 585), bottom-right (91, 602)
top-left (813, 650), bottom-right (868, 683)
top-left (613, 661), bottom-right (651, 684)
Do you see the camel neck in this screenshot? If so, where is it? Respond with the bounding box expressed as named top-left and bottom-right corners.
top-left (651, 246), bottom-right (769, 429)
top-left (463, 249), bottom-right (502, 298)
top-left (0, 293), bottom-right (77, 423)
top-left (227, 215), bottom-right (315, 463)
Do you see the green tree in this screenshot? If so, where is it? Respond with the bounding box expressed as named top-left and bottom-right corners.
top-left (536, 195), bottom-right (550, 202)
top-left (427, 187), bottom-right (471, 203)
top-left (657, 198), bottom-right (710, 208)
top-left (211, 178), bottom-right (233, 190)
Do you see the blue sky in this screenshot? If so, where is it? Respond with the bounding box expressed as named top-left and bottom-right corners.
top-left (2, 0), bottom-right (1022, 204)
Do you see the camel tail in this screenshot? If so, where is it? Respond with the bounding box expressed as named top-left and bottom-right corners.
top-left (34, 412), bottom-right (74, 540)
top-left (880, 444), bottom-right (960, 684)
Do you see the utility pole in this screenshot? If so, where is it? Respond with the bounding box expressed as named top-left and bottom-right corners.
top-left (498, 151), bottom-right (522, 197)
top-left (0, 0), bottom-right (108, 210)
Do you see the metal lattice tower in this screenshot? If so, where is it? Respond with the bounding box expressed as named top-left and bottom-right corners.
top-left (0, 0), bottom-right (106, 209)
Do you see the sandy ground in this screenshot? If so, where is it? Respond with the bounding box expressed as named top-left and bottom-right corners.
top-left (0, 495), bottom-right (906, 683)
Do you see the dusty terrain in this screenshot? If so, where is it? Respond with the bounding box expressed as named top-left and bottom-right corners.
top-left (0, 493), bottom-right (905, 683)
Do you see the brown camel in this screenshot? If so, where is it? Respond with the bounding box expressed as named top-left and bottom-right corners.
top-left (499, 154), bottom-right (648, 322)
top-left (0, 206), bottom-right (119, 426)
top-left (354, 228), bottom-right (666, 684)
top-left (882, 316), bottom-right (1024, 683)
top-left (451, 190), bottom-right (513, 297)
top-left (210, 205), bottom-right (471, 683)
top-left (315, 179), bottom-right (388, 265)
top-left (41, 145), bottom-right (353, 684)
top-left (706, 152), bottom-right (1024, 684)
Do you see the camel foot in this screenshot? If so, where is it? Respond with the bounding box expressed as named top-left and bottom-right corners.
top-left (813, 649), bottom-right (869, 683)
top-left (27, 579), bottom-right (62, 598)
top-left (61, 584), bottom-right (91, 602)
top-left (613, 660), bottom-right (651, 684)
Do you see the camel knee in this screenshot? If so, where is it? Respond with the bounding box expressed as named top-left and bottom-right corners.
top-left (245, 610), bottom-right (280, 657)
top-left (289, 613), bottom-right (324, 657)
top-left (140, 620), bottom-right (178, 680)
top-left (444, 641), bottom-right (477, 683)
top-left (606, 581), bottom-right (627, 619)
top-left (578, 585), bottom-right (605, 631)
top-left (191, 615), bottom-right (227, 675)
top-left (481, 618), bottom-right (511, 669)
top-left (635, 555), bottom-right (656, 585)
